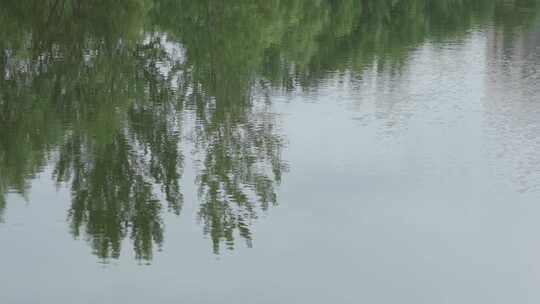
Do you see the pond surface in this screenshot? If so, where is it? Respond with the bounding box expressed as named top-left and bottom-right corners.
top-left (2, 1), bottom-right (540, 303)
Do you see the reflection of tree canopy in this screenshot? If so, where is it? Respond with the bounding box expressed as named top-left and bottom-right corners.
top-left (0, 0), bottom-right (538, 259)
top-left (0, 0), bottom-right (179, 260)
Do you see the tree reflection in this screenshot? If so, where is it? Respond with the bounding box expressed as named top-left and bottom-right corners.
top-left (0, 0), bottom-right (176, 261)
top-left (0, 0), bottom-right (538, 260)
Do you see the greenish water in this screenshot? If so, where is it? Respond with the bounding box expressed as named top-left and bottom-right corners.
top-left (1, 1), bottom-right (540, 303)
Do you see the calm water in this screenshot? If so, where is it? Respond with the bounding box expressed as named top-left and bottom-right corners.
top-left (2, 1), bottom-right (540, 303)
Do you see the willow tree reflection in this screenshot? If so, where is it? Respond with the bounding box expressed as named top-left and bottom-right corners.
top-left (159, 0), bottom-right (290, 253)
top-left (0, 1), bottom-right (180, 261)
top-left (0, 0), bottom-right (538, 260)
top-left (48, 30), bottom-right (185, 260)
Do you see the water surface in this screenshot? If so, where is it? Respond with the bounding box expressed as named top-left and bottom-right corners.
top-left (1, 1), bottom-right (540, 303)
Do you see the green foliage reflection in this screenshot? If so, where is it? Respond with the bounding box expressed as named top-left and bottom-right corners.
top-left (0, 0), bottom-right (537, 259)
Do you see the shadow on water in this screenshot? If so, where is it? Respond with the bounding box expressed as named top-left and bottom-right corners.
top-left (0, 0), bottom-right (538, 261)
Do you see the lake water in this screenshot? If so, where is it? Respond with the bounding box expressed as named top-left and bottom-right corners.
top-left (2, 1), bottom-right (540, 303)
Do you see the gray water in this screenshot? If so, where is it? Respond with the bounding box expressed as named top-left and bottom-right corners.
top-left (1, 1), bottom-right (540, 303)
